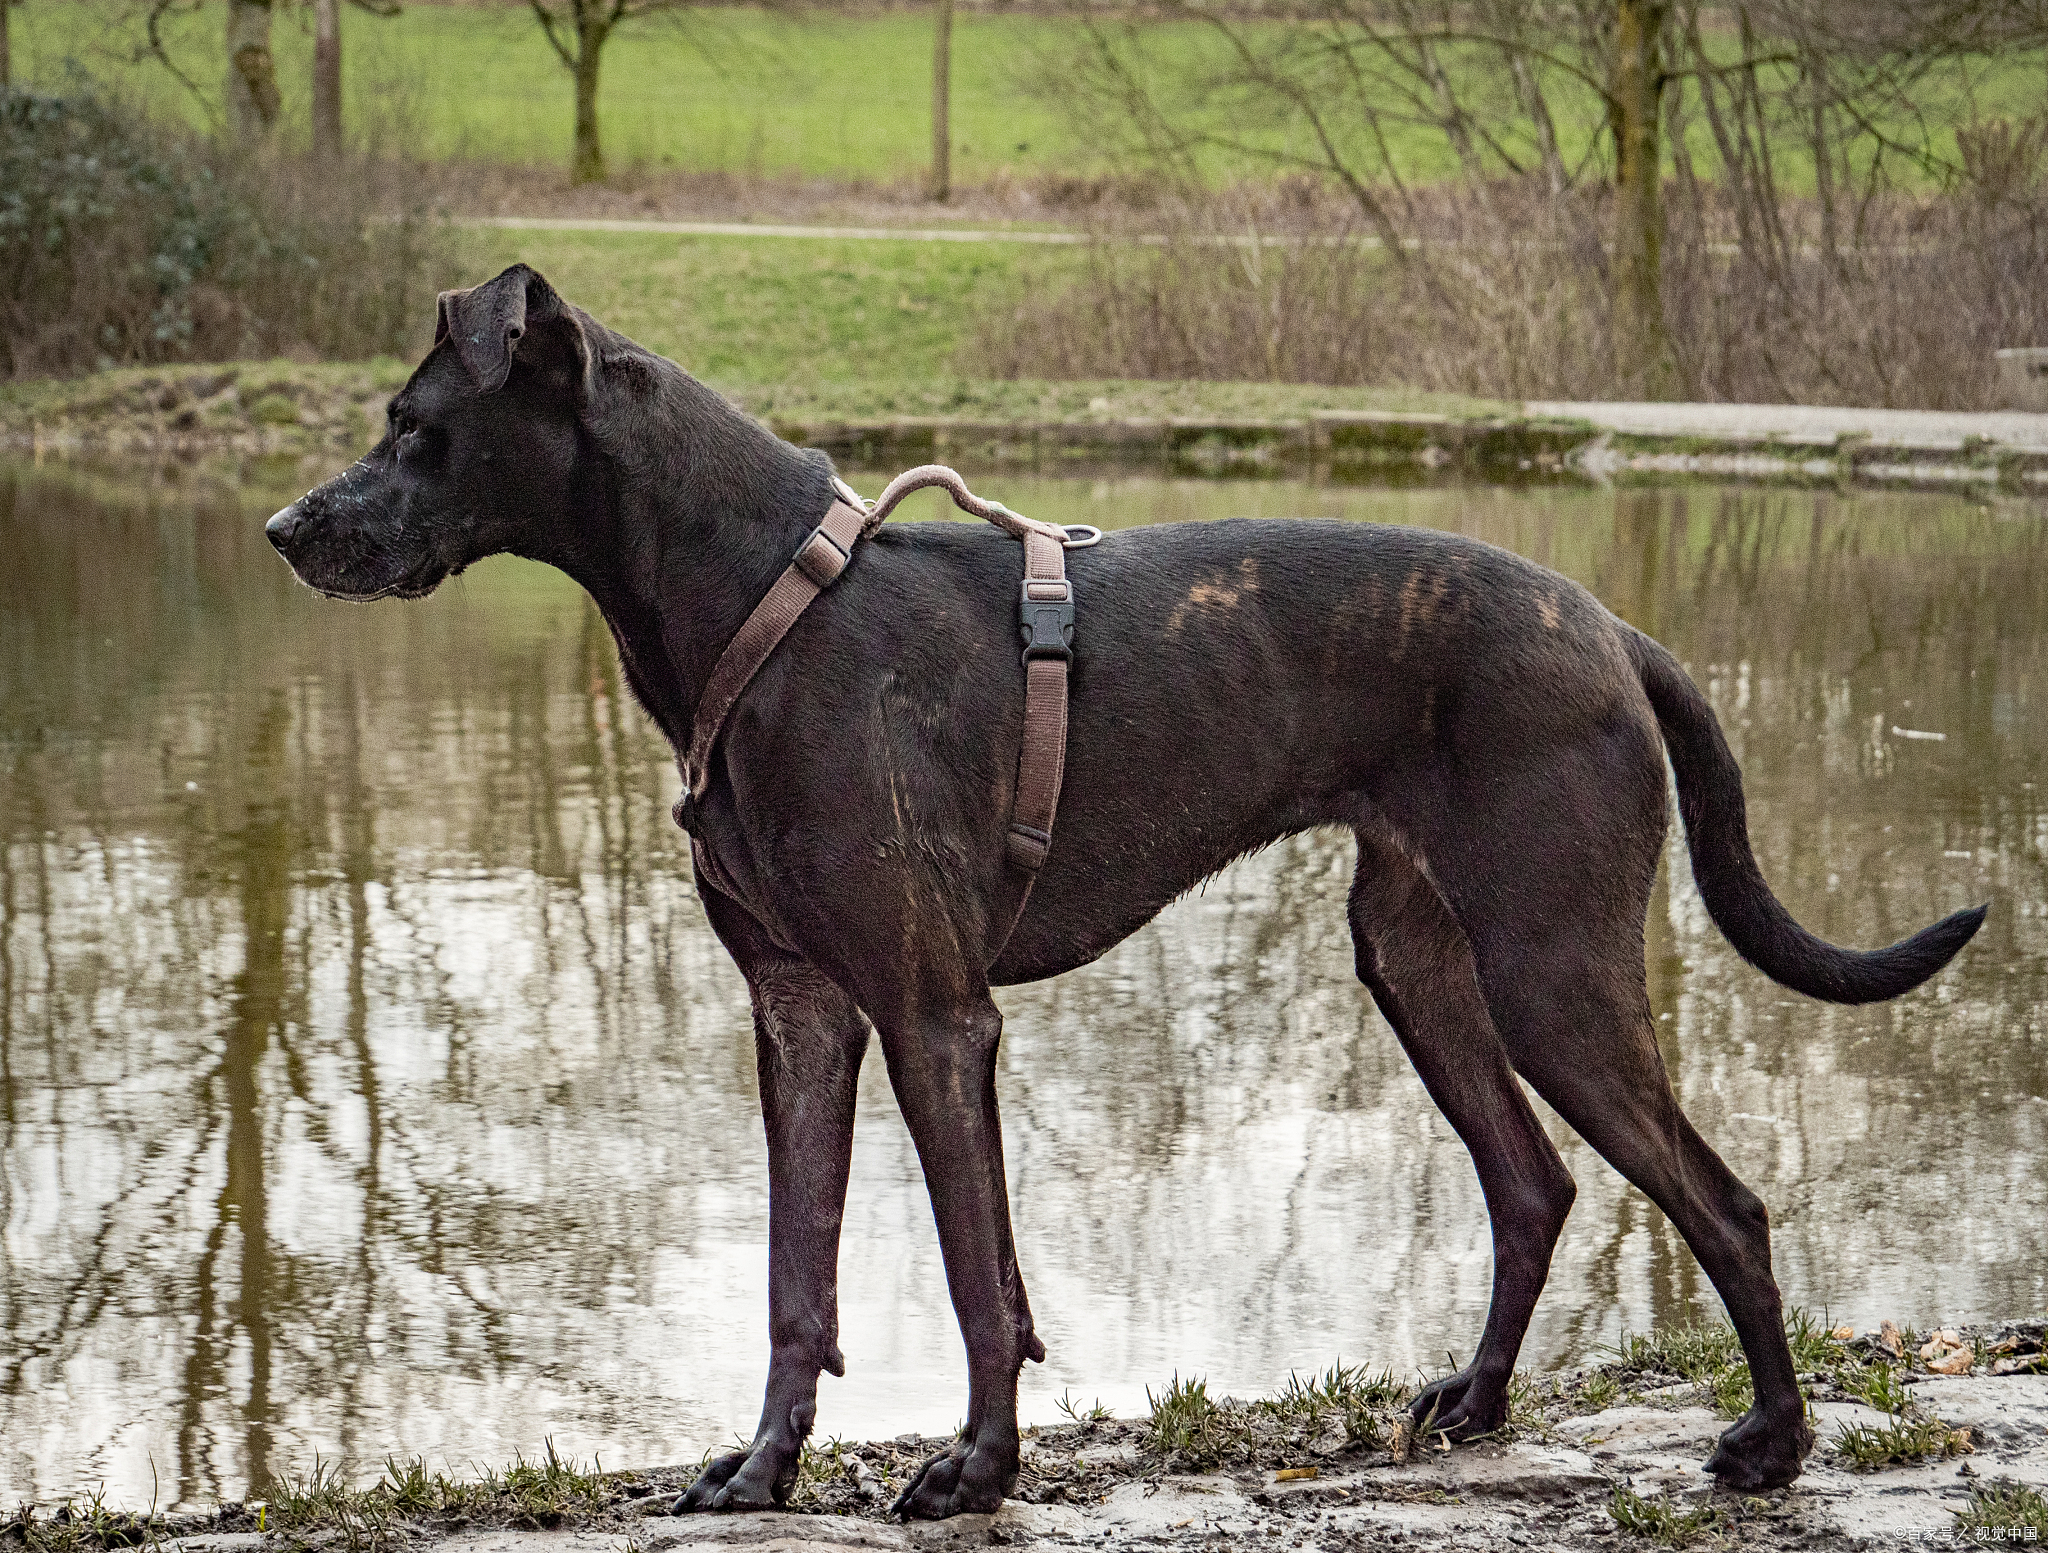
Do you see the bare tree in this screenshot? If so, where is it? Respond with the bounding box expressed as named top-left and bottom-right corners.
top-left (531, 0), bottom-right (691, 184)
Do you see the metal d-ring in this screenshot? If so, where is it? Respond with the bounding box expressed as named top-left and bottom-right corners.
top-left (1061, 525), bottom-right (1104, 548)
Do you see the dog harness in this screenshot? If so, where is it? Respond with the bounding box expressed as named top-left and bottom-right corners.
top-left (676, 464), bottom-right (1098, 954)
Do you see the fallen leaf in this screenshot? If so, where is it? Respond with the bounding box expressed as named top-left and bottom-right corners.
top-left (1927, 1346), bottom-right (1975, 1376)
top-left (1389, 1418), bottom-right (1414, 1465)
top-left (1274, 1467), bottom-right (1318, 1482)
top-left (1832, 1326), bottom-right (1855, 1342)
top-left (1879, 1320), bottom-right (1904, 1357)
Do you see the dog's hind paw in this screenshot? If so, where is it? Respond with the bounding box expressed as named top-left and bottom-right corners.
top-left (672, 1446), bottom-right (791, 1513)
top-left (890, 1442), bottom-right (1014, 1519)
top-left (1704, 1406), bottom-right (1812, 1492)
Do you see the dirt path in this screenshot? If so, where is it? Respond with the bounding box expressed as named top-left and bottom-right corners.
top-left (463, 217), bottom-right (1085, 244)
top-left (1532, 399), bottom-right (2048, 452)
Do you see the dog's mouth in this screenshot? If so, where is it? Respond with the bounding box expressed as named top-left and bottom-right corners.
top-left (309, 557), bottom-right (451, 603)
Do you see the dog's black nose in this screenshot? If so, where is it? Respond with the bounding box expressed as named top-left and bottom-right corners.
top-left (266, 503), bottom-right (304, 552)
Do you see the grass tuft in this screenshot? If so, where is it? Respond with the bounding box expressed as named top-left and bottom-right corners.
top-left (1146, 1372), bottom-right (1225, 1466)
top-left (1608, 1482), bottom-right (1720, 1545)
top-left (1054, 1390), bottom-right (1113, 1423)
top-left (1594, 1307), bottom-right (1877, 1422)
top-left (3, 1487), bottom-right (171, 1553)
top-left (1834, 1412), bottom-right (1973, 1471)
top-left (1260, 1362), bottom-right (1408, 1448)
top-left (240, 1439), bottom-right (639, 1549)
top-left (1842, 1363), bottom-right (1915, 1417)
top-left (1955, 1482), bottom-right (2048, 1542)
top-left (1604, 1321), bottom-right (1746, 1386)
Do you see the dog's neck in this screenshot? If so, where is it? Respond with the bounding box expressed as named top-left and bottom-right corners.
top-left (545, 358), bottom-right (838, 757)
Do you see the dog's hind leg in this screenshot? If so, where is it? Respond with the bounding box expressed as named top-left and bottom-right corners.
top-left (1437, 726), bottom-right (1814, 1491)
top-left (675, 887), bottom-right (871, 1513)
top-left (872, 991), bottom-right (1043, 1519)
top-left (1470, 920), bottom-right (1814, 1490)
top-left (1346, 821), bottom-right (1579, 1441)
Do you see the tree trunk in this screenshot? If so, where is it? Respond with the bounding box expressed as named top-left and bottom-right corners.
top-left (313, 0), bottom-right (342, 161)
top-left (931, 0), bottom-right (953, 202)
top-left (226, 0), bottom-right (282, 138)
top-left (1609, 0), bottom-right (1671, 396)
top-left (572, 14), bottom-right (608, 184)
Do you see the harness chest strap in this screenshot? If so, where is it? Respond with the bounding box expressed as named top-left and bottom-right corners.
top-left (677, 470), bottom-right (1075, 924)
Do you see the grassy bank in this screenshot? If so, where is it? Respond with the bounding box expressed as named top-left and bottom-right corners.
top-left (0, 359), bottom-right (1511, 459)
top-left (462, 226), bottom-right (1053, 383)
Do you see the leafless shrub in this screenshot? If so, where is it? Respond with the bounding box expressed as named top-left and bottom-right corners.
top-left (2, 93), bottom-right (454, 378)
top-left (971, 168), bottom-right (2048, 409)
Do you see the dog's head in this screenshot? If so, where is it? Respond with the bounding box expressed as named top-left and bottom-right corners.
top-left (266, 264), bottom-right (598, 600)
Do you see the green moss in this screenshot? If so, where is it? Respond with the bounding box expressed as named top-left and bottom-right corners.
top-left (244, 392), bottom-right (303, 426)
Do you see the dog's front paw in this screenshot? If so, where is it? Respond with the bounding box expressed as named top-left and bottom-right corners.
top-left (1408, 1364), bottom-right (1509, 1442)
top-left (1704, 1404), bottom-right (1811, 1492)
top-left (672, 1444), bottom-right (793, 1513)
top-left (890, 1439), bottom-right (1014, 1519)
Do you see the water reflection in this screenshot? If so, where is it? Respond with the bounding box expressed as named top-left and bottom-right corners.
top-left (1, 462), bottom-right (2042, 1509)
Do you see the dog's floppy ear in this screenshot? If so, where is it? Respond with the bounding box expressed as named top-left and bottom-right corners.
top-left (434, 264), bottom-right (591, 397)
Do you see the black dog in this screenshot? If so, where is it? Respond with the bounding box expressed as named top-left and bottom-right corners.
top-left (266, 265), bottom-right (1984, 1518)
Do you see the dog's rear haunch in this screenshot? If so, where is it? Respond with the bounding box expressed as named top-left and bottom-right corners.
top-left (267, 265), bottom-right (1983, 1515)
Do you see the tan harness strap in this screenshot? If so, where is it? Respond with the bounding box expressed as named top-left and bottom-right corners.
top-left (678, 467), bottom-right (1083, 959)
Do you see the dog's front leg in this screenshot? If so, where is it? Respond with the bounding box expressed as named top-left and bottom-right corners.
top-left (676, 893), bottom-right (869, 1513)
top-left (877, 993), bottom-right (1044, 1519)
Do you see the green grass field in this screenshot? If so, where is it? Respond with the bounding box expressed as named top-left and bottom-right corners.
top-left (21, 2), bottom-right (2045, 194)
top-left (17, 2), bottom-right (1097, 184)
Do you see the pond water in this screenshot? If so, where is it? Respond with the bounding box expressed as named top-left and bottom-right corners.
top-left (1, 459), bottom-right (2044, 1510)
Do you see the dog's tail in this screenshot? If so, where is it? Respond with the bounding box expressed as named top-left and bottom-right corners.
top-left (1626, 627), bottom-right (1984, 1004)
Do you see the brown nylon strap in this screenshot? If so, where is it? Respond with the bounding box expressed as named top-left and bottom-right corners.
top-left (685, 495), bottom-right (867, 798)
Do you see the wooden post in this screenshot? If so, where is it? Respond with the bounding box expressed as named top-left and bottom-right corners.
top-left (313, 0), bottom-right (342, 161)
top-left (931, 0), bottom-right (952, 202)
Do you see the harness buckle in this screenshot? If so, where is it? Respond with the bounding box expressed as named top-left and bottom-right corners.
top-left (793, 525), bottom-right (851, 586)
top-left (1006, 822), bottom-right (1052, 871)
top-left (1019, 579), bottom-right (1075, 661)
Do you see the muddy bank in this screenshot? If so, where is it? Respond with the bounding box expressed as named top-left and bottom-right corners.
top-left (16, 1322), bottom-right (2044, 1553)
